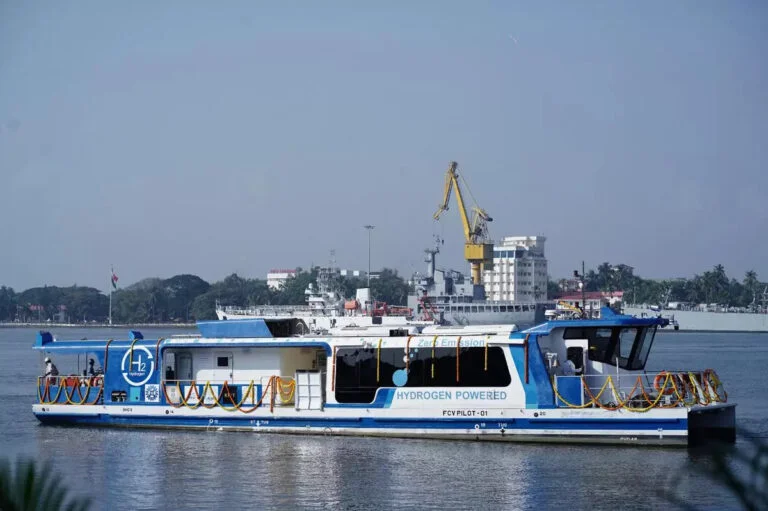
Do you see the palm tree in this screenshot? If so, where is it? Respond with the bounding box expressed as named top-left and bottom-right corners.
top-left (744, 270), bottom-right (760, 307)
top-left (0, 458), bottom-right (91, 511)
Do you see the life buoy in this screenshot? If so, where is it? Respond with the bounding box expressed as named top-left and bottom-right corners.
top-left (653, 371), bottom-right (675, 395)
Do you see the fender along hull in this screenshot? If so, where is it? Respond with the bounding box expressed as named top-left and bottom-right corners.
top-left (33, 404), bottom-right (704, 446)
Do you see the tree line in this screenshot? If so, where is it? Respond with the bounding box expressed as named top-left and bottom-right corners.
top-left (1, 263), bottom-right (765, 324)
top-left (0, 267), bottom-right (411, 324)
top-left (552, 263), bottom-right (766, 310)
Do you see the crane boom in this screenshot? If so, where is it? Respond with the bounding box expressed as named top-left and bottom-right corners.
top-left (432, 161), bottom-right (494, 291)
top-left (433, 162), bottom-right (473, 241)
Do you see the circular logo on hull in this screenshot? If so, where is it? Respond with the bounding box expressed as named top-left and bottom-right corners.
top-left (121, 346), bottom-right (155, 386)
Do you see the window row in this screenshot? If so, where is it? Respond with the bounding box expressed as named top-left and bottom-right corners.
top-left (334, 347), bottom-right (512, 403)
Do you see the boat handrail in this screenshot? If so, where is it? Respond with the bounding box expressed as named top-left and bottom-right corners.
top-left (553, 369), bottom-right (727, 412)
top-left (161, 375), bottom-right (297, 412)
top-left (36, 375), bottom-right (104, 405)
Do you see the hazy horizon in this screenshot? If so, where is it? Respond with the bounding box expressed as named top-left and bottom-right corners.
top-left (2, 2), bottom-right (766, 292)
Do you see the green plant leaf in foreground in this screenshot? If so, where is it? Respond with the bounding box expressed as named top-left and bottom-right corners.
top-left (0, 458), bottom-right (91, 511)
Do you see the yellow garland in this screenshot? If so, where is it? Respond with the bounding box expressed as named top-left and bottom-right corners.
top-left (552, 371), bottom-right (727, 413)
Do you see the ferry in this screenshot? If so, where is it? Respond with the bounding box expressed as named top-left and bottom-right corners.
top-left (32, 307), bottom-right (735, 446)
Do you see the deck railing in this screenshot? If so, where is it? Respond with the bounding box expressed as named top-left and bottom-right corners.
top-left (37, 375), bottom-right (104, 405)
top-left (161, 376), bottom-right (296, 412)
top-left (553, 370), bottom-right (727, 412)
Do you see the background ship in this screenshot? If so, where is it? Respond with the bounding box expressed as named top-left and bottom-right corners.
top-left (216, 267), bottom-right (430, 332)
top-left (407, 244), bottom-right (549, 326)
top-left (621, 284), bottom-right (768, 332)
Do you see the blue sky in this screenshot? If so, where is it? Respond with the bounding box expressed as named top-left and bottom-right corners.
top-left (1, 1), bottom-right (766, 291)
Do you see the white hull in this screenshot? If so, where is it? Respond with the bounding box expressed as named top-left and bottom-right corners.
top-left (33, 402), bottom-right (703, 446)
top-left (439, 310), bottom-right (536, 327)
top-left (624, 307), bottom-right (768, 332)
top-left (216, 309), bottom-right (423, 331)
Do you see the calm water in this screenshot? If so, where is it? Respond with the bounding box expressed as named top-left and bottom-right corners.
top-left (1, 327), bottom-right (766, 510)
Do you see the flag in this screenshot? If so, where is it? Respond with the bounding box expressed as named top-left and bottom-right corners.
top-left (111, 270), bottom-right (119, 289)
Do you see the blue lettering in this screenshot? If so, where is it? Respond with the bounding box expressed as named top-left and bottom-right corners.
top-left (395, 390), bottom-right (508, 401)
top-left (396, 390), bottom-right (453, 400)
top-left (454, 390), bottom-right (508, 400)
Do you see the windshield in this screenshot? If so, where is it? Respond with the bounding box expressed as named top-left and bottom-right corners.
top-left (630, 326), bottom-right (656, 370)
top-left (565, 326), bottom-right (657, 370)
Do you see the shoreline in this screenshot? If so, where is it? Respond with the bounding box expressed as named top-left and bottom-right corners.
top-left (0, 322), bottom-right (197, 329)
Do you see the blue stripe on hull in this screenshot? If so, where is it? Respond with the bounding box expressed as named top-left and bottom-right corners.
top-left (34, 413), bottom-right (687, 432)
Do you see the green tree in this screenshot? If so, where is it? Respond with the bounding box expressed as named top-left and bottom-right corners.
top-left (0, 286), bottom-right (17, 321)
top-left (112, 289), bottom-right (151, 323)
top-left (743, 270), bottom-right (760, 307)
top-left (190, 293), bottom-right (217, 320)
top-left (370, 268), bottom-right (409, 305)
top-left (339, 276), bottom-right (368, 300)
top-left (584, 270), bottom-right (599, 292)
top-left (711, 264), bottom-right (730, 304)
top-left (546, 278), bottom-right (560, 299)
top-left (189, 274), bottom-right (274, 320)
top-left (162, 274), bottom-right (210, 321)
top-left (274, 269), bottom-right (318, 305)
top-left (63, 286), bottom-right (109, 322)
top-left (0, 458), bottom-right (91, 511)
top-left (596, 262), bottom-right (613, 291)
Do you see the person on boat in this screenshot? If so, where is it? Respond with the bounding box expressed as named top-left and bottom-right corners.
top-left (165, 366), bottom-right (175, 381)
top-left (87, 358), bottom-right (99, 376)
top-left (43, 357), bottom-right (59, 382)
top-left (561, 358), bottom-right (577, 376)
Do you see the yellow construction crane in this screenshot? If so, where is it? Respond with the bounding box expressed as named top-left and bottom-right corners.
top-left (433, 161), bottom-right (494, 288)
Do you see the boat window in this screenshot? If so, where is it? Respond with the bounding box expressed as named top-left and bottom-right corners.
top-left (564, 326), bottom-right (656, 370)
top-left (334, 347), bottom-right (511, 404)
top-left (334, 348), bottom-right (382, 403)
top-left (563, 328), bottom-right (588, 339)
top-left (588, 328), bottom-right (614, 364)
top-left (407, 347), bottom-right (511, 388)
top-left (471, 306), bottom-right (478, 313)
top-left (630, 327), bottom-right (657, 370)
top-left (216, 356), bottom-right (229, 368)
top-left (615, 328), bottom-right (638, 367)
top-left (500, 306), bottom-right (507, 312)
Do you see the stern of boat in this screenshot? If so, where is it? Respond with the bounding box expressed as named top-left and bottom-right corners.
top-left (688, 403), bottom-right (736, 445)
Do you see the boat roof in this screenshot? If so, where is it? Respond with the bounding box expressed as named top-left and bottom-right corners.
top-left (515, 306), bottom-right (669, 338)
top-left (34, 308), bottom-right (668, 353)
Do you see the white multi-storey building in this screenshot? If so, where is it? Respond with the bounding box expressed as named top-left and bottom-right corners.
top-left (267, 269), bottom-right (298, 290)
top-left (483, 236), bottom-right (548, 302)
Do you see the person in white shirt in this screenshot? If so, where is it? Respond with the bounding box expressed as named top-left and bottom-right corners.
top-left (44, 356), bottom-right (59, 382)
